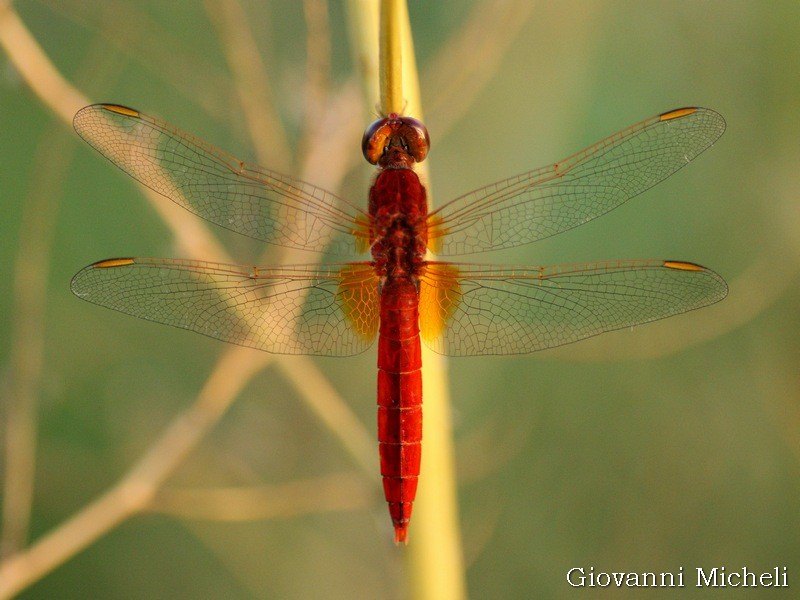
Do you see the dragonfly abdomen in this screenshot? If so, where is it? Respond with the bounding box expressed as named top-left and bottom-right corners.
top-left (377, 277), bottom-right (423, 544)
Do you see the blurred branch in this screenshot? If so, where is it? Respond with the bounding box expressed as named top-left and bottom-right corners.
top-left (296, 80), bottom-right (365, 199)
top-left (0, 3), bottom-right (88, 118)
top-left (0, 346), bottom-right (271, 599)
top-left (297, 0), bottom-right (332, 167)
top-left (1, 128), bottom-right (74, 560)
top-left (40, 0), bottom-right (236, 119)
top-left (204, 0), bottom-right (292, 173)
top-left (0, 0), bottom-right (87, 566)
top-left (345, 0), bottom-right (379, 111)
top-left (151, 472), bottom-right (374, 521)
top-left (423, 0), bottom-right (535, 137)
top-left (279, 356), bottom-right (377, 478)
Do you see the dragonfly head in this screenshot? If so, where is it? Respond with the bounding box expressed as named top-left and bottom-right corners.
top-left (362, 114), bottom-right (430, 168)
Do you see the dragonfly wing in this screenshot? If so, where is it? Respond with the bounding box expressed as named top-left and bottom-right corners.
top-left (73, 104), bottom-right (370, 256)
top-left (429, 107), bottom-right (725, 255)
top-left (419, 260), bottom-right (728, 356)
top-left (71, 258), bottom-right (379, 356)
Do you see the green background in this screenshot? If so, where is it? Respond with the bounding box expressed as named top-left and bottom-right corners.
top-left (2, 1), bottom-right (799, 598)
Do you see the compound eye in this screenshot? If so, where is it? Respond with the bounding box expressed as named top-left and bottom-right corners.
top-left (399, 116), bottom-right (430, 163)
top-left (361, 117), bottom-right (390, 165)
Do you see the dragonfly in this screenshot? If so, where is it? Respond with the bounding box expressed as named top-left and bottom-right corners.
top-left (71, 104), bottom-right (727, 543)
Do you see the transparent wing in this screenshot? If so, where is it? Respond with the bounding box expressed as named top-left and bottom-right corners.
top-left (419, 260), bottom-right (728, 356)
top-left (73, 104), bottom-right (370, 256)
top-left (70, 257), bottom-right (380, 356)
top-left (428, 108), bottom-right (726, 256)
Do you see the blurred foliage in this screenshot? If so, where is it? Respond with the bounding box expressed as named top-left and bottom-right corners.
top-left (1, 0), bottom-right (799, 598)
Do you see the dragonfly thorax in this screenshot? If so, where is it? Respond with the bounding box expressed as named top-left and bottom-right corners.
top-left (369, 167), bottom-right (429, 281)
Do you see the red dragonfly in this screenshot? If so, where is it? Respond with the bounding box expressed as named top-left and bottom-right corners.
top-left (71, 104), bottom-right (727, 543)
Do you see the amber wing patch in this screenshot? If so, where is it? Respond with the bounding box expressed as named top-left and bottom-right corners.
top-left (419, 263), bottom-right (462, 341)
top-left (337, 264), bottom-right (380, 341)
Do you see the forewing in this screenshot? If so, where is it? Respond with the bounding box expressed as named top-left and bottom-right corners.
top-left (429, 108), bottom-right (725, 256)
top-left (71, 258), bottom-right (379, 356)
top-left (420, 260), bottom-right (728, 356)
top-left (73, 104), bottom-right (370, 256)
